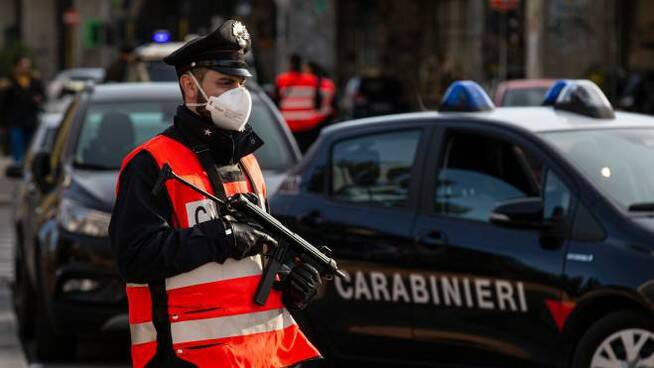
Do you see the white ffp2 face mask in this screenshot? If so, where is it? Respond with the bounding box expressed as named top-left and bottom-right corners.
top-left (185, 72), bottom-right (252, 132)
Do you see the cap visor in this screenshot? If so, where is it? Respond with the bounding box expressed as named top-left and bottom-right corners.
top-left (208, 66), bottom-right (253, 77)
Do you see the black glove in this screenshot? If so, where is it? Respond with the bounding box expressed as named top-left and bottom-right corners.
top-left (228, 221), bottom-right (277, 260)
top-left (282, 263), bottom-right (322, 311)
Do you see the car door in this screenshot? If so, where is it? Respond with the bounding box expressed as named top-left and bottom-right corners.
top-left (411, 124), bottom-right (576, 367)
top-left (292, 126), bottom-right (428, 363)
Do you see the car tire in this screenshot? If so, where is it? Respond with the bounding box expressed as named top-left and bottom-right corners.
top-left (35, 294), bottom-right (77, 361)
top-left (571, 310), bottom-right (654, 368)
top-left (12, 252), bottom-right (36, 339)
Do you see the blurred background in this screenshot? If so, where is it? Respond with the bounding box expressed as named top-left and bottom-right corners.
top-left (0, 0), bottom-right (652, 114)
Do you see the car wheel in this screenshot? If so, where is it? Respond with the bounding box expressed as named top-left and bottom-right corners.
top-left (12, 251), bottom-right (36, 339)
top-left (571, 310), bottom-right (654, 368)
top-left (35, 295), bottom-right (77, 361)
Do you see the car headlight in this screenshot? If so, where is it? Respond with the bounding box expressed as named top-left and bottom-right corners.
top-left (58, 198), bottom-right (111, 237)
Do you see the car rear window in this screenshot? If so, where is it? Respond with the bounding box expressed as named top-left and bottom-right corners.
top-left (74, 100), bottom-right (178, 169)
top-left (501, 87), bottom-right (549, 107)
top-left (73, 95), bottom-right (294, 171)
top-left (145, 61), bottom-right (179, 82)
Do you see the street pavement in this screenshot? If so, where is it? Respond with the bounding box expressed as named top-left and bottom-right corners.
top-left (0, 157), bottom-right (129, 368)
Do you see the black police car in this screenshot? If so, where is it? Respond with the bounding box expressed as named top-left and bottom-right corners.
top-left (271, 80), bottom-right (654, 367)
top-left (10, 82), bottom-right (299, 361)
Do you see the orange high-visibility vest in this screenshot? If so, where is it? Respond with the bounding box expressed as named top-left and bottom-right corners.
top-left (117, 135), bottom-right (320, 368)
top-left (315, 77), bottom-right (335, 124)
top-left (276, 71), bottom-right (323, 133)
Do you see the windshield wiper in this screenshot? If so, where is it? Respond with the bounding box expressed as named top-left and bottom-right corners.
top-left (73, 161), bottom-right (118, 171)
top-left (628, 202), bottom-right (654, 212)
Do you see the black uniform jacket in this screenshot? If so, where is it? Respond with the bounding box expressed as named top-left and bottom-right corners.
top-left (0, 75), bottom-right (45, 129)
top-left (109, 105), bottom-right (264, 284)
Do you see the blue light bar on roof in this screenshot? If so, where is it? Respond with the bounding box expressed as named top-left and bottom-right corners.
top-left (543, 79), bottom-right (615, 119)
top-left (152, 30), bottom-right (171, 44)
top-left (542, 79), bottom-right (569, 106)
top-left (440, 81), bottom-right (495, 112)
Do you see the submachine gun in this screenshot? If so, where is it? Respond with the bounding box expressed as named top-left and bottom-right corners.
top-left (152, 163), bottom-right (346, 305)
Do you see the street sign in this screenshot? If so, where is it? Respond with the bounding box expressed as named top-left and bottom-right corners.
top-left (63, 8), bottom-right (81, 26)
top-left (490, 0), bottom-right (520, 12)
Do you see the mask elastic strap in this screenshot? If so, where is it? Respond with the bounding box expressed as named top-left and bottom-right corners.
top-left (185, 71), bottom-right (210, 106)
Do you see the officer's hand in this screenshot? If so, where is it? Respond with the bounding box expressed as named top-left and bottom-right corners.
top-left (228, 221), bottom-right (276, 260)
top-left (282, 263), bottom-right (322, 311)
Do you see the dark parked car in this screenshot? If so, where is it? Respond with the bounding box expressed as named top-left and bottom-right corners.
top-left (271, 81), bottom-right (654, 367)
top-left (10, 81), bottom-right (299, 360)
top-left (340, 76), bottom-right (408, 119)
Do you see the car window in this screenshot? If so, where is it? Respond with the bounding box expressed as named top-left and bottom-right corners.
top-left (502, 87), bottom-right (549, 106)
top-left (49, 99), bottom-right (80, 181)
top-left (74, 100), bottom-right (178, 170)
top-left (542, 128), bottom-right (654, 211)
top-left (330, 129), bottom-right (421, 207)
top-left (435, 131), bottom-right (543, 221)
top-left (543, 169), bottom-right (571, 221)
top-left (145, 61), bottom-right (178, 82)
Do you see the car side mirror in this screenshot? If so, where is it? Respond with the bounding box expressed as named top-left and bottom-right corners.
top-left (32, 151), bottom-right (52, 192)
top-left (5, 163), bottom-right (23, 179)
top-left (489, 197), bottom-right (551, 230)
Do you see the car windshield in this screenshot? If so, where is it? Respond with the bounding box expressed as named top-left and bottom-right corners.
top-left (502, 87), bottom-right (549, 106)
top-left (73, 95), bottom-right (293, 171)
top-left (146, 61), bottom-right (179, 81)
top-left (541, 128), bottom-right (654, 211)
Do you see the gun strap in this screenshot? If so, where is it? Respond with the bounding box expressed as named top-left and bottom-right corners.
top-left (193, 145), bottom-right (228, 205)
top-left (238, 159), bottom-right (268, 212)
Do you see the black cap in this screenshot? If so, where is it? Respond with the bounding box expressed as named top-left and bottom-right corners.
top-left (163, 19), bottom-right (252, 77)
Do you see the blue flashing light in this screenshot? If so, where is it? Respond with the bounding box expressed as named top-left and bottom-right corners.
top-left (542, 79), bottom-right (570, 106)
top-left (440, 81), bottom-right (495, 112)
top-left (152, 30), bottom-right (171, 44)
top-left (544, 79), bottom-right (614, 119)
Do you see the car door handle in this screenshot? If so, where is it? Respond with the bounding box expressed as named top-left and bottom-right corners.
top-left (418, 231), bottom-right (448, 247)
top-left (299, 210), bottom-right (324, 227)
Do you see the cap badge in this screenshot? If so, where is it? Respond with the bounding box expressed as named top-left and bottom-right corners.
top-left (232, 21), bottom-right (250, 48)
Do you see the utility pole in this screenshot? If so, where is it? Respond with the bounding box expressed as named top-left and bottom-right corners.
top-left (274, 0), bottom-right (290, 75)
top-left (525, 0), bottom-right (544, 78)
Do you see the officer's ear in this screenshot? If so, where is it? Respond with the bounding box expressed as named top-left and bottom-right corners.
top-left (179, 73), bottom-right (198, 103)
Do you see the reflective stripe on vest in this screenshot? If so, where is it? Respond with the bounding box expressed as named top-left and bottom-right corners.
top-left (276, 72), bottom-right (323, 132)
top-left (118, 134), bottom-right (320, 367)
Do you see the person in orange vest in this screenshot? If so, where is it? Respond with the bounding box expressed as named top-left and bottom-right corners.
top-left (304, 61), bottom-right (336, 128)
top-left (109, 20), bottom-right (322, 368)
top-left (274, 54), bottom-right (324, 152)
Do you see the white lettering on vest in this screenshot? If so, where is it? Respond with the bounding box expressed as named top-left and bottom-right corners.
top-left (185, 199), bottom-right (218, 226)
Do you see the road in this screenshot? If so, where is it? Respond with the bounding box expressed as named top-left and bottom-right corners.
top-left (0, 158), bottom-right (129, 367)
